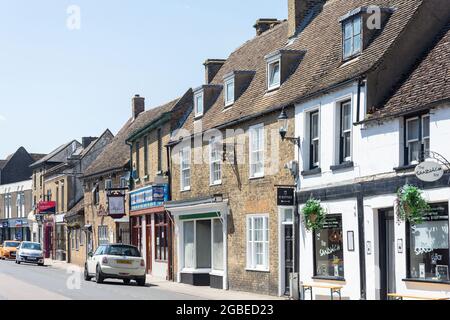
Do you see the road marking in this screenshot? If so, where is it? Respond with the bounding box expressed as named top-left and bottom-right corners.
top-left (0, 274), bottom-right (71, 300)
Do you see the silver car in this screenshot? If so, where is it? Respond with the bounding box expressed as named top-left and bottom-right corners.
top-left (16, 241), bottom-right (44, 266)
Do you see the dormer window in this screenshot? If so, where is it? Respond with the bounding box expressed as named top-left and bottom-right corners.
top-left (343, 15), bottom-right (362, 60)
top-left (224, 76), bottom-right (235, 107)
top-left (194, 91), bottom-right (204, 118)
top-left (267, 59), bottom-right (281, 90)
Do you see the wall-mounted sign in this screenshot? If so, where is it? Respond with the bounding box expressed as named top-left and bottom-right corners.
top-left (130, 184), bottom-right (169, 212)
top-left (347, 231), bottom-right (355, 252)
top-left (37, 201), bottom-right (56, 214)
top-left (108, 191), bottom-right (126, 219)
top-left (415, 161), bottom-right (444, 182)
top-left (277, 188), bottom-right (295, 206)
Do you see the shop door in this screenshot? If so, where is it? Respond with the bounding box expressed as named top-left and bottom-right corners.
top-left (146, 217), bottom-right (152, 274)
top-left (379, 209), bottom-right (396, 300)
top-left (284, 224), bottom-right (294, 295)
top-left (44, 224), bottom-right (53, 259)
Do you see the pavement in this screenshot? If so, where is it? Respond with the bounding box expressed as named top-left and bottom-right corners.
top-left (0, 258), bottom-right (286, 300)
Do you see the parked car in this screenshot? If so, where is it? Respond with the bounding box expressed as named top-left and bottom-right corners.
top-left (84, 244), bottom-right (146, 286)
top-left (16, 241), bottom-right (44, 266)
top-left (0, 241), bottom-right (21, 260)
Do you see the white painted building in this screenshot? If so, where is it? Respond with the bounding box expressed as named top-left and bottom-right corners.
top-left (294, 23), bottom-right (450, 300)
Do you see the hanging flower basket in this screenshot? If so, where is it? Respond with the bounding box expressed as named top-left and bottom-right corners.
top-left (396, 184), bottom-right (430, 225)
top-left (302, 198), bottom-right (326, 232)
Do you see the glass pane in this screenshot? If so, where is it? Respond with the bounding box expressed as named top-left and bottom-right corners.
top-left (196, 220), bottom-right (212, 269)
top-left (313, 140), bottom-right (320, 164)
top-left (343, 39), bottom-right (352, 58)
top-left (269, 62), bottom-right (280, 87)
top-left (343, 103), bottom-right (352, 131)
top-left (312, 113), bottom-right (319, 139)
top-left (196, 95), bottom-right (203, 114)
top-left (213, 220), bottom-right (224, 270)
top-left (422, 116), bottom-right (430, 138)
top-left (314, 215), bottom-right (344, 278)
top-left (344, 132), bottom-right (351, 159)
top-left (409, 204), bottom-right (449, 281)
top-left (353, 16), bottom-right (361, 36)
top-left (284, 209), bottom-right (293, 223)
top-left (184, 221), bottom-right (195, 268)
top-left (226, 81), bottom-right (234, 103)
top-left (407, 118), bottom-right (419, 141)
top-left (408, 141), bottom-right (420, 163)
top-left (353, 33), bottom-right (361, 54)
top-left (344, 21), bottom-right (353, 40)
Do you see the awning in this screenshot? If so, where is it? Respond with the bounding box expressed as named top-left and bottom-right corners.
top-left (165, 196), bottom-right (228, 223)
top-left (114, 216), bottom-right (130, 223)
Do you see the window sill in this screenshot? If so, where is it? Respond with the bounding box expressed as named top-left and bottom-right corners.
top-left (249, 175), bottom-right (265, 181)
top-left (312, 276), bottom-right (346, 282)
top-left (330, 161), bottom-right (354, 172)
top-left (210, 182), bottom-right (222, 187)
top-left (246, 268), bottom-right (270, 273)
top-left (181, 268), bottom-right (211, 274)
top-left (194, 115), bottom-right (203, 121)
top-left (394, 164), bottom-right (416, 173)
top-left (301, 168), bottom-right (322, 177)
top-left (266, 86), bottom-right (280, 94)
top-left (180, 188), bottom-right (191, 193)
top-left (402, 278), bottom-right (450, 285)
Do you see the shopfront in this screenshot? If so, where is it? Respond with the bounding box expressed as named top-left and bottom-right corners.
top-left (130, 184), bottom-right (171, 279)
top-left (165, 196), bottom-right (228, 290)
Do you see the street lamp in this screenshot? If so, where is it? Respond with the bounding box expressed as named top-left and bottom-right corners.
top-left (278, 109), bottom-right (300, 146)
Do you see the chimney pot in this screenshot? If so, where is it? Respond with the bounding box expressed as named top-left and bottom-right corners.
top-left (253, 18), bottom-right (281, 36)
top-left (203, 59), bottom-right (226, 84)
top-left (82, 137), bottom-right (98, 149)
top-left (132, 94), bottom-right (145, 120)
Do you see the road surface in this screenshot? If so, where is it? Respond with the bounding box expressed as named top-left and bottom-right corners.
top-left (0, 259), bottom-right (202, 300)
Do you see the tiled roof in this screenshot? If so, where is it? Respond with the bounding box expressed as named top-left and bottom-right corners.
top-left (178, 0), bottom-right (423, 134)
top-left (30, 153), bottom-right (47, 162)
top-left (83, 98), bottom-right (180, 178)
top-left (65, 197), bottom-right (85, 219)
top-left (0, 160), bottom-right (7, 170)
top-left (30, 140), bottom-right (78, 168)
top-left (366, 23), bottom-right (450, 121)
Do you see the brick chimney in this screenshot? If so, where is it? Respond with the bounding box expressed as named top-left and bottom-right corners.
top-left (132, 94), bottom-right (145, 120)
top-left (254, 19), bottom-right (282, 36)
top-left (82, 137), bottom-right (98, 149)
top-left (288, 0), bottom-right (325, 38)
top-left (204, 59), bottom-right (226, 84)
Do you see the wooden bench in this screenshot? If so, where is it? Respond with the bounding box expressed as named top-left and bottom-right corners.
top-left (301, 283), bottom-right (343, 300)
top-left (388, 293), bottom-right (450, 301)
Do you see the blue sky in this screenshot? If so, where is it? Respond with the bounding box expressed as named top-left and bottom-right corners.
top-left (0, 0), bottom-right (287, 159)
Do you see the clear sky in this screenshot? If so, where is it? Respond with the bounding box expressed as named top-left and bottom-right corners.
top-left (0, 0), bottom-right (287, 159)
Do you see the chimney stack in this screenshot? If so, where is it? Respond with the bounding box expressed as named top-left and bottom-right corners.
top-left (288, 0), bottom-right (325, 38)
top-left (132, 94), bottom-right (145, 120)
top-left (203, 59), bottom-right (226, 84)
top-left (82, 137), bottom-right (98, 149)
top-left (253, 19), bottom-right (282, 36)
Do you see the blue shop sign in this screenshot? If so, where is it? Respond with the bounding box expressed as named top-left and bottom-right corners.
top-left (0, 221), bottom-right (8, 228)
top-left (130, 184), bottom-right (169, 212)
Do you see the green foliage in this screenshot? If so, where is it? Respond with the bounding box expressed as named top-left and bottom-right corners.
top-left (302, 198), bottom-right (326, 232)
top-left (396, 184), bottom-right (430, 225)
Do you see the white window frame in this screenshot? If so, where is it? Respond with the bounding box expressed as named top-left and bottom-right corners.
top-left (180, 146), bottom-right (191, 191)
top-left (246, 214), bottom-right (269, 271)
top-left (209, 137), bottom-right (222, 186)
top-left (341, 101), bottom-right (352, 162)
top-left (267, 58), bottom-right (281, 91)
top-left (422, 114), bottom-right (430, 157)
top-left (224, 76), bottom-right (235, 107)
top-left (249, 123), bottom-right (265, 179)
top-left (105, 179), bottom-right (112, 191)
top-left (406, 116), bottom-right (420, 164)
top-left (194, 91), bottom-right (204, 118)
top-left (310, 110), bottom-right (320, 168)
top-left (342, 15), bottom-right (362, 60)
top-left (120, 177), bottom-right (128, 188)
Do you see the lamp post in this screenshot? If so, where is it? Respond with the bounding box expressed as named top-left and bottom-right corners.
top-left (278, 108), bottom-right (302, 300)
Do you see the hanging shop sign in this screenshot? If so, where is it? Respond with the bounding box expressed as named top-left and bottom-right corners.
top-left (415, 161), bottom-right (444, 182)
top-left (277, 188), bottom-right (295, 206)
top-left (130, 184), bottom-right (169, 211)
top-left (37, 201), bottom-right (57, 214)
top-left (107, 191), bottom-right (126, 219)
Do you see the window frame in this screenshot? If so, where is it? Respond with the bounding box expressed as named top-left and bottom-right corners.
top-left (404, 113), bottom-right (430, 165)
top-left (135, 141), bottom-right (140, 179)
top-left (180, 146), bottom-right (191, 191)
top-left (155, 213), bottom-right (169, 262)
top-left (267, 58), bottom-right (281, 91)
top-left (342, 15), bottom-right (362, 60)
top-left (249, 123), bottom-right (265, 179)
top-left (224, 76), bottom-right (235, 107)
top-left (194, 91), bottom-right (204, 118)
top-left (143, 135), bottom-right (149, 176)
top-left (246, 214), bottom-right (269, 272)
top-left (339, 101), bottom-right (353, 163)
top-left (309, 110), bottom-right (320, 169)
top-left (209, 136), bottom-right (222, 186)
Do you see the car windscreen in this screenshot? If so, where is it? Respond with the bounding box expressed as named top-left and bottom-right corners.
top-left (4, 242), bottom-right (20, 248)
top-left (21, 243), bottom-right (41, 250)
top-left (105, 245), bottom-right (140, 257)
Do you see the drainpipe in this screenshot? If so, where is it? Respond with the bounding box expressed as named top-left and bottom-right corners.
top-left (356, 184), bottom-right (367, 300)
top-left (165, 143), bottom-right (174, 281)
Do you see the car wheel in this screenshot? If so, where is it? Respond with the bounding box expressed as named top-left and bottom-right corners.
top-left (123, 279), bottom-right (131, 285)
top-left (38, 263), bottom-right (44, 267)
top-left (136, 276), bottom-right (146, 287)
top-left (96, 265), bottom-right (104, 284)
top-left (17, 261), bottom-right (20, 265)
top-left (84, 265), bottom-right (92, 281)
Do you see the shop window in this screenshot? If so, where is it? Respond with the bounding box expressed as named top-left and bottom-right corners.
top-left (212, 219), bottom-right (224, 271)
top-left (182, 219), bottom-right (214, 270)
top-left (155, 213), bottom-right (169, 262)
top-left (407, 203), bottom-right (449, 282)
top-left (183, 221), bottom-right (195, 268)
top-left (313, 215), bottom-right (345, 279)
top-left (246, 215), bottom-right (269, 271)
